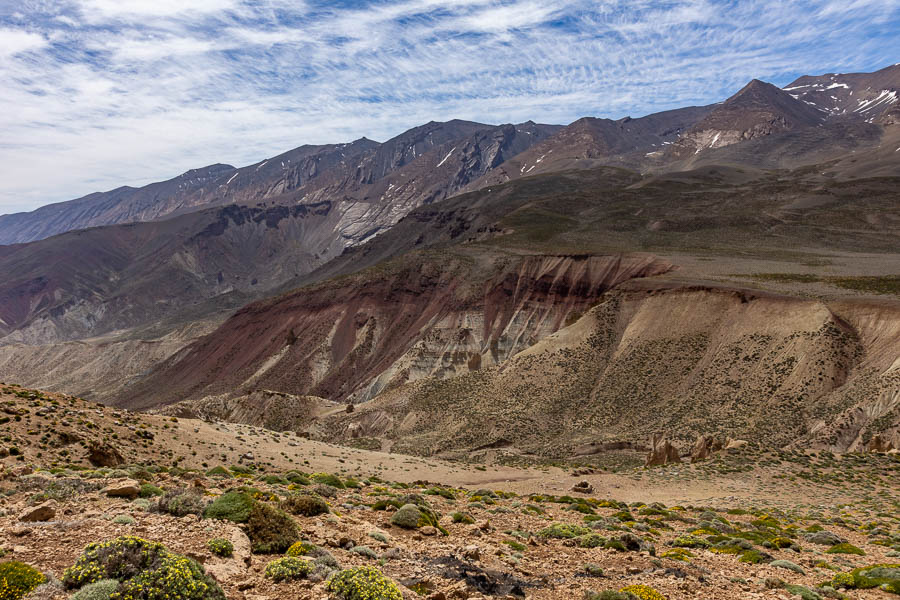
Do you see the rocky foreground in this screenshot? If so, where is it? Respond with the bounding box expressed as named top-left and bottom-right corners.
top-left (0, 385), bottom-right (899, 600)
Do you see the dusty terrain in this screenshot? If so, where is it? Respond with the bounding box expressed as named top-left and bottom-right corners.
top-left (2, 385), bottom-right (899, 600)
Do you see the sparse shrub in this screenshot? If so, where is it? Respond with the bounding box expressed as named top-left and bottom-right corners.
top-left (62, 536), bottom-right (224, 600)
top-left (284, 471), bottom-right (309, 485)
top-left (246, 502), bottom-right (300, 554)
top-left (69, 578), bottom-right (118, 600)
top-left (202, 492), bottom-right (254, 523)
top-left (350, 546), bottom-right (377, 559)
top-left (770, 560), bottom-right (805, 575)
top-left (281, 493), bottom-right (329, 517)
top-left (205, 467), bottom-right (232, 479)
top-left (156, 488), bottom-right (206, 517)
top-left (671, 535), bottom-right (710, 549)
top-left (112, 515), bottom-right (135, 525)
top-left (326, 566), bottom-right (402, 600)
top-left (313, 484), bottom-right (339, 498)
top-left (739, 549), bottom-right (772, 564)
top-left (207, 539), bottom-right (234, 558)
top-left (286, 541), bottom-right (316, 557)
top-left (451, 512), bottom-right (475, 524)
top-left (138, 484), bottom-right (163, 498)
top-left (576, 533), bottom-right (607, 548)
top-left (0, 561), bottom-right (45, 600)
top-left (264, 557), bottom-right (311, 582)
top-left (826, 543), bottom-right (865, 556)
top-left (310, 473), bottom-right (345, 489)
top-left (619, 584), bottom-right (667, 600)
top-left (538, 523), bottom-right (592, 539)
top-left (832, 564), bottom-right (900, 593)
top-left (660, 548), bottom-right (693, 561)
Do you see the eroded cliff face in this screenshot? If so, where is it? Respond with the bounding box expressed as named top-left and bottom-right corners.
top-left (317, 285), bottom-right (900, 457)
top-left (119, 253), bottom-right (672, 409)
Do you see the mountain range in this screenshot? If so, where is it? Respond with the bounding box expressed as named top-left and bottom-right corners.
top-left (0, 63), bottom-right (898, 458)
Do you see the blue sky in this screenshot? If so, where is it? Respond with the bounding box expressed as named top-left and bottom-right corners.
top-left (0, 0), bottom-right (898, 214)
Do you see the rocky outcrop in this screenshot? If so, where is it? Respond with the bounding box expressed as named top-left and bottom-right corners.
top-left (690, 435), bottom-right (725, 462)
top-left (571, 481), bottom-right (594, 494)
top-left (102, 479), bottom-right (141, 498)
top-left (88, 441), bottom-right (124, 467)
top-left (645, 434), bottom-right (681, 467)
top-left (867, 433), bottom-right (897, 453)
top-left (18, 502), bottom-right (55, 522)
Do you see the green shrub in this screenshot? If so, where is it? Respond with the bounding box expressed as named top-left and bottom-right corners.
top-left (284, 471), bottom-right (309, 485)
top-left (205, 467), bottom-right (232, 479)
top-left (310, 473), bottom-right (345, 489)
top-left (285, 541), bottom-right (316, 557)
top-left (264, 557), bottom-right (311, 582)
top-left (390, 504), bottom-right (424, 529)
top-left (326, 566), bottom-right (402, 600)
top-left (247, 502), bottom-right (300, 554)
top-left (112, 515), bottom-right (135, 525)
top-left (832, 564), bottom-right (900, 593)
top-left (156, 488), bottom-right (207, 517)
top-left (424, 487), bottom-right (455, 500)
top-left (671, 536), bottom-right (710, 549)
top-left (826, 543), bottom-right (866, 556)
top-left (451, 512), bottom-right (475, 524)
top-left (770, 560), bottom-right (805, 575)
top-left (538, 523), bottom-right (592, 539)
top-left (70, 579), bottom-right (119, 600)
top-left (62, 536), bottom-right (224, 600)
top-left (281, 494), bottom-right (329, 517)
top-left (739, 550), bottom-right (772, 564)
top-left (0, 561), bottom-right (45, 600)
top-left (207, 539), bottom-right (234, 558)
top-left (576, 533), bottom-right (607, 548)
top-left (351, 546), bottom-right (377, 559)
top-left (139, 484), bottom-right (163, 498)
top-left (619, 584), bottom-right (666, 600)
top-left (202, 492), bottom-right (254, 523)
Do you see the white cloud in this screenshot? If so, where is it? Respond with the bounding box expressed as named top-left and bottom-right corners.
top-left (74, 0), bottom-right (243, 20)
top-left (0, 29), bottom-right (47, 58)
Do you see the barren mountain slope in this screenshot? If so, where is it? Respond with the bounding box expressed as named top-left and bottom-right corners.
top-left (119, 250), bottom-right (672, 409)
top-left (0, 120), bottom-right (558, 246)
top-left (784, 62), bottom-right (900, 120)
top-left (468, 105), bottom-right (713, 188)
top-left (318, 283), bottom-right (899, 457)
top-left (0, 202), bottom-right (340, 344)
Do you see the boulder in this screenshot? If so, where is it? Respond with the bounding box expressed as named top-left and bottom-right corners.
top-left (206, 527), bottom-right (252, 583)
top-left (690, 434), bottom-right (724, 462)
top-left (803, 530), bottom-right (845, 546)
top-left (18, 501), bottom-right (56, 522)
top-left (571, 481), bottom-right (594, 494)
top-left (866, 434), bottom-right (896, 453)
top-left (645, 434), bottom-right (681, 466)
top-left (88, 440), bottom-right (124, 467)
top-left (103, 479), bottom-right (141, 498)
top-left (725, 439), bottom-right (748, 451)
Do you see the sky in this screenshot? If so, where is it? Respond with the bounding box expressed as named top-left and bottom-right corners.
top-left (0, 0), bottom-right (898, 214)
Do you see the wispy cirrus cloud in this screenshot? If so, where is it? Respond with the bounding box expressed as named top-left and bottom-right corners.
top-left (0, 0), bottom-right (898, 213)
